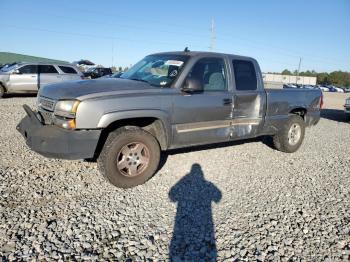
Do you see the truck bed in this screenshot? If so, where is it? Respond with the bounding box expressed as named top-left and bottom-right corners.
top-left (264, 88), bottom-right (322, 130)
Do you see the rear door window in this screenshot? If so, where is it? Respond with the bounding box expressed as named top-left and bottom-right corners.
top-left (232, 60), bottom-right (257, 91)
top-left (58, 66), bottom-right (77, 74)
top-left (18, 65), bottom-right (38, 74)
top-left (39, 65), bottom-right (58, 74)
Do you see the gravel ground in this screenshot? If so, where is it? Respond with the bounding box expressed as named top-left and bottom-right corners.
top-left (0, 95), bottom-right (349, 261)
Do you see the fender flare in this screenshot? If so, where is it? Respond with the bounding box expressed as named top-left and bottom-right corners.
top-left (97, 109), bottom-right (172, 150)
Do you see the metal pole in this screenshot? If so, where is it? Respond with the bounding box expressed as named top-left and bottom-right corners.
top-left (111, 39), bottom-right (114, 68)
top-left (209, 18), bottom-right (215, 51)
top-left (296, 57), bottom-right (302, 84)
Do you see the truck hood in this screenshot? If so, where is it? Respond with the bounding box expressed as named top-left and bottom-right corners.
top-left (39, 78), bottom-right (159, 100)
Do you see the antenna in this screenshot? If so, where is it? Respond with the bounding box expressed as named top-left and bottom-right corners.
top-left (209, 18), bottom-right (216, 51)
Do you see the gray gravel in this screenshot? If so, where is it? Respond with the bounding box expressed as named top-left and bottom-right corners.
top-left (0, 97), bottom-right (350, 261)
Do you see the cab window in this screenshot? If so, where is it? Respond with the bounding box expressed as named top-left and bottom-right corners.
top-left (232, 60), bottom-right (257, 91)
top-left (187, 58), bottom-right (227, 91)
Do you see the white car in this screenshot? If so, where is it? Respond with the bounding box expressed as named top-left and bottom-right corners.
top-left (319, 86), bottom-right (329, 92)
top-left (335, 87), bottom-right (345, 93)
top-left (0, 62), bottom-right (84, 98)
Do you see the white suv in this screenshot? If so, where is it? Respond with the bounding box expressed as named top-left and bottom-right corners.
top-left (0, 62), bottom-right (83, 97)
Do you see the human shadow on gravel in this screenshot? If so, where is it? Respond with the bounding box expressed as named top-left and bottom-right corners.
top-left (169, 164), bottom-right (222, 261)
top-left (321, 109), bottom-right (349, 123)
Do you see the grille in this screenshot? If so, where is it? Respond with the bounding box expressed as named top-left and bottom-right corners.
top-left (38, 97), bottom-right (55, 111)
top-left (38, 108), bottom-right (54, 125)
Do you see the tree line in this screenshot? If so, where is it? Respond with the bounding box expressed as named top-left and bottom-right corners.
top-left (280, 69), bottom-right (350, 87)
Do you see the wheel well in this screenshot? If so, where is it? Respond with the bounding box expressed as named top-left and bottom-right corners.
top-left (92, 117), bottom-right (168, 160)
top-left (0, 82), bottom-right (6, 92)
top-left (290, 108), bottom-right (307, 119)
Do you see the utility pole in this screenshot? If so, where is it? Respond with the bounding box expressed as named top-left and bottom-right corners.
top-left (209, 18), bottom-right (215, 51)
top-left (111, 39), bottom-right (114, 68)
top-left (296, 57), bottom-right (302, 84)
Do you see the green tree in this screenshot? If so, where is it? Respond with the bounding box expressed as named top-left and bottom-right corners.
top-left (316, 72), bottom-right (329, 85)
top-left (281, 69), bottom-right (292, 75)
top-left (328, 71), bottom-right (350, 87)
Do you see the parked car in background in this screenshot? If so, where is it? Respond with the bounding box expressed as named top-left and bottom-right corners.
top-left (334, 87), bottom-right (344, 93)
top-left (303, 85), bottom-right (315, 89)
top-left (343, 87), bottom-right (350, 93)
top-left (83, 67), bottom-right (112, 79)
top-left (100, 71), bottom-right (124, 79)
top-left (344, 97), bottom-right (350, 120)
top-left (327, 86), bottom-right (344, 93)
top-left (17, 51), bottom-right (322, 188)
top-left (0, 62), bottom-right (18, 72)
top-left (318, 86), bottom-right (329, 92)
top-left (283, 84), bottom-right (297, 89)
top-left (0, 62), bottom-right (83, 98)
top-left (109, 71), bottom-right (124, 78)
top-left (328, 86), bottom-right (336, 92)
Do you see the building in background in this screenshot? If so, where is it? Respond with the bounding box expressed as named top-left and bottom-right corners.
top-left (262, 73), bottom-right (317, 89)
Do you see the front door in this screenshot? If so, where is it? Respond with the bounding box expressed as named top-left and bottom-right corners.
top-left (231, 59), bottom-right (265, 139)
top-left (172, 57), bottom-right (233, 147)
top-left (8, 64), bottom-right (38, 92)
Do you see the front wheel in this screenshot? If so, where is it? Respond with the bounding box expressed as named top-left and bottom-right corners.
top-left (98, 127), bottom-right (161, 188)
top-left (272, 115), bottom-right (305, 153)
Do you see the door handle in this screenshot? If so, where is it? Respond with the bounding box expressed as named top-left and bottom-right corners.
top-left (223, 98), bottom-right (232, 105)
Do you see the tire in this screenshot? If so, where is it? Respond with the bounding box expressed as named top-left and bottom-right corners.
top-left (272, 115), bottom-right (305, 153)
top-left (97, 127), bottom-right (161, 188)
top-left (0, 85), bottom-right (5, 98)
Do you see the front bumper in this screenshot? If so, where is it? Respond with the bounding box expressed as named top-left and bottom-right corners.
top-left (16, 105), bottom-right (101, 160)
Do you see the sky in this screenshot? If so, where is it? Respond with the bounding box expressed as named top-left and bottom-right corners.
top-left (0, 0), bottom-right (349, 73)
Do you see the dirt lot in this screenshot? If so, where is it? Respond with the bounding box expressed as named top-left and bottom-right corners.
top-left (0, 93), bottom-right (349, 261)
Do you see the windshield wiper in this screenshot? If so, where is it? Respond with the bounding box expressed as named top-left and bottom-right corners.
top-left (129, 78), bottom-right (159, 87)
top-left (130, 78), bottom-right (149, 83)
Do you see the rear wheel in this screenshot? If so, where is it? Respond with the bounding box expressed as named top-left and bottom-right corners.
top-left (98, 127), bottom-right (161, 188)
top-left (0, 85), bottom-right (5, 98)
top-left (272, 115), bottom-right (305, 153)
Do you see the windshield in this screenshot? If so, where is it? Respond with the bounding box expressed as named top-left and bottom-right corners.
top-left (121, 54), bottom-right (189, 87)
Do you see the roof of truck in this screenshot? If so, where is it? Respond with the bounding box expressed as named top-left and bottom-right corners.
top-left (150, 51), bottom-right (255, 60)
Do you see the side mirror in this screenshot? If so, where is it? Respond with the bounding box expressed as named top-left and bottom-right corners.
top-left (12, 69), bottom-right (21, 75)
top-left (182, 77), bottom-right (203, 93)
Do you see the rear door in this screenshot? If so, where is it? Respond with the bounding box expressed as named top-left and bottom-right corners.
top-left (230, 59), bottom-right (266, 139)
top-left (172, 57), bottom-right (234, 147)
top-left (38, 65), bottom-right (60, 88)
top-left (8, 64), bottom-right (38, 92)
top-left (58, 65), bottom-right (81, 80)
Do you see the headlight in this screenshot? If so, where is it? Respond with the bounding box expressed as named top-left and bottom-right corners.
top-left (54, 100), bottom-right (80, 118)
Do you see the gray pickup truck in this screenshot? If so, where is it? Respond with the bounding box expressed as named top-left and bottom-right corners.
top-left (17, 51), bottom-right (322, 188)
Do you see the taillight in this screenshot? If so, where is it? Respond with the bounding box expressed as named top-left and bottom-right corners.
top-left (320, 95), bottom-right (324, 109)
top-left (80, 76), bottom-right (85, 80)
